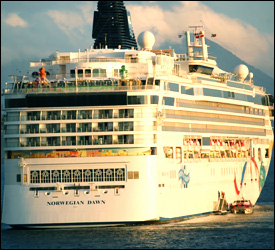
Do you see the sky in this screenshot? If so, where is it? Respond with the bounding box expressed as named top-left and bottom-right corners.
top-left (1, 1), bottom-right (274, 86)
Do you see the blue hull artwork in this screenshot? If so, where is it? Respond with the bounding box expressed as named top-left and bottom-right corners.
top-left (179, 165), bottom-right (190, 188)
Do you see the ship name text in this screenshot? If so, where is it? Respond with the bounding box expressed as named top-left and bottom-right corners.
top-left (47, 200), bottom-right (105, 206)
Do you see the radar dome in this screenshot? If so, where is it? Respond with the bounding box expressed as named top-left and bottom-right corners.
top-left (137, 31), bottom-right (155, 50)
top-left (234, 64), bottom-right (249, 81)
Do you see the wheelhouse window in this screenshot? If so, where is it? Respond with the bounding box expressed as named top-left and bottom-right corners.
top-left (189, 65), bottom-right (213, 75)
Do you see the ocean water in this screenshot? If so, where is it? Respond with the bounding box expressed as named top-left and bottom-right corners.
top-left (1, 156), bottom-right (274, 249)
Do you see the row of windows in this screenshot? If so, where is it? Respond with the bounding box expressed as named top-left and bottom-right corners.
top-left (176, 98), bottom-right (266, 116)
top-left (163, 122), bottom-right (266, 136)
top-left (165, 109), bottom-right (265, 126)
top-left (127, 96), bottom-right (159, 105)
top-left (19, 122), bottom-right (133, 134)
top-left (165, 83), bottom-right (268, 106)
top-left (19, 135), bottom-right (134, 147)
top-left (70, 68), bottom-right (107, 78)
top-left (30, 168), bottom-right (125, 184)
top-left (6, 109), bottom-right (134, 122)
top-left (204, 88), bottom-right (267, 105)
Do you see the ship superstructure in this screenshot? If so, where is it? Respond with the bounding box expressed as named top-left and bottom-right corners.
top-left (1, 4), bottom-right (274, 228)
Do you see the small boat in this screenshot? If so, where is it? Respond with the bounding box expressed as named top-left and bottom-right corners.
top-left (230, 200), bottom-right (254, 214)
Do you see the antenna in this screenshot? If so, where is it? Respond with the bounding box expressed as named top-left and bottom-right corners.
top-left (189, 25), bottom-right (204, 35)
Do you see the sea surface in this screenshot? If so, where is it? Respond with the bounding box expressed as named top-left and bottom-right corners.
top-left (1, 153), bottom-right (274, 249)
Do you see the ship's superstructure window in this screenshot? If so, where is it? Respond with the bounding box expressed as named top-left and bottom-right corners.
top-left (70, 69), bottom-right (75, 77)
top-left (7, 112), bottom-right (20, 122)
top-left (163, 97), bottom-right (174, 106)
top-left (62, 170), bottom-right (72, 183)
top-left (52, 170), bottom-right (61, 183)
top-left (105, 169), bottom-right (114, 181)
top-left (94, 169), bottom-right (104, 182)
top-left (128, 95), bottom-right (158, 105)
top-left (84, 169), bottom-right (93, 182)
top-left (164, 147), bottom-right (173, 158)
top-left (119, 109), bottom-right (134, 118)
top-left (227, 81), bottom-right (253, 91)
top-left (26, 124), bottom-right (39, 134)
top-left (118, 135), bottom-right (133, 144)
top-left (46, 124), bottom-right (60, 133)
top-left (30, 171), bottom-right (40, 184)
top-left (27, 111), bottom-right (40, 121)
top-left (66, 123), bottom-right (76, 133)
top-left (181, 86), bottom-right (194, 95)
top-left (93, 69), bottom-right (106, 77)
top-left (189, 65), bottom-right (213, 75)
top-left (41, 170), bottom-right (50, 183)
top-left (77, 69), bottom-right (83, 77)
top-left (168, 83), bottom-right (179, 92)
top-left (254, 94), bottom-right (268, 106)
top-left (118, 122), bottom-right (133, 131)
top-left (85, 69), bottom-right (91, 77)
top-left (203, 88), bottom-right (223, 98)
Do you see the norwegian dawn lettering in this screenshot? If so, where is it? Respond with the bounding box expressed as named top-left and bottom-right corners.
top-left (47, 200), bottom-right (105, 206)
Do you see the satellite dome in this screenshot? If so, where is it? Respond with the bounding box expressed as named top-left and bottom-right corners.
top-left (137, 31), bottom-right (155, 50)
top-left (234, 64), bottom-right (249, 81)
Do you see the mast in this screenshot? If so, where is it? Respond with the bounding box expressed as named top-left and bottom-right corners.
top-left (185, 25), bottom-right (209, 61)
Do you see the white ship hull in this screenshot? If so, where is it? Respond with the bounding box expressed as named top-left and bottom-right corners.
top-left (1, 6), bottom-right (273, 228)
top-left (2, 152), bottom-right (270, 228)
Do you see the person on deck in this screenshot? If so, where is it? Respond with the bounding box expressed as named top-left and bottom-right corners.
top-left (39, 67), bottom-right (47, 83)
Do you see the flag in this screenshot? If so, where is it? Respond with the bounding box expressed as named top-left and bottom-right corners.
top-left (211, 34), bottom-right (217, 37)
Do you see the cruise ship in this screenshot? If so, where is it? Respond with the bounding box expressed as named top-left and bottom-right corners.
top-left (1, 1), bottom-right (274, 228)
